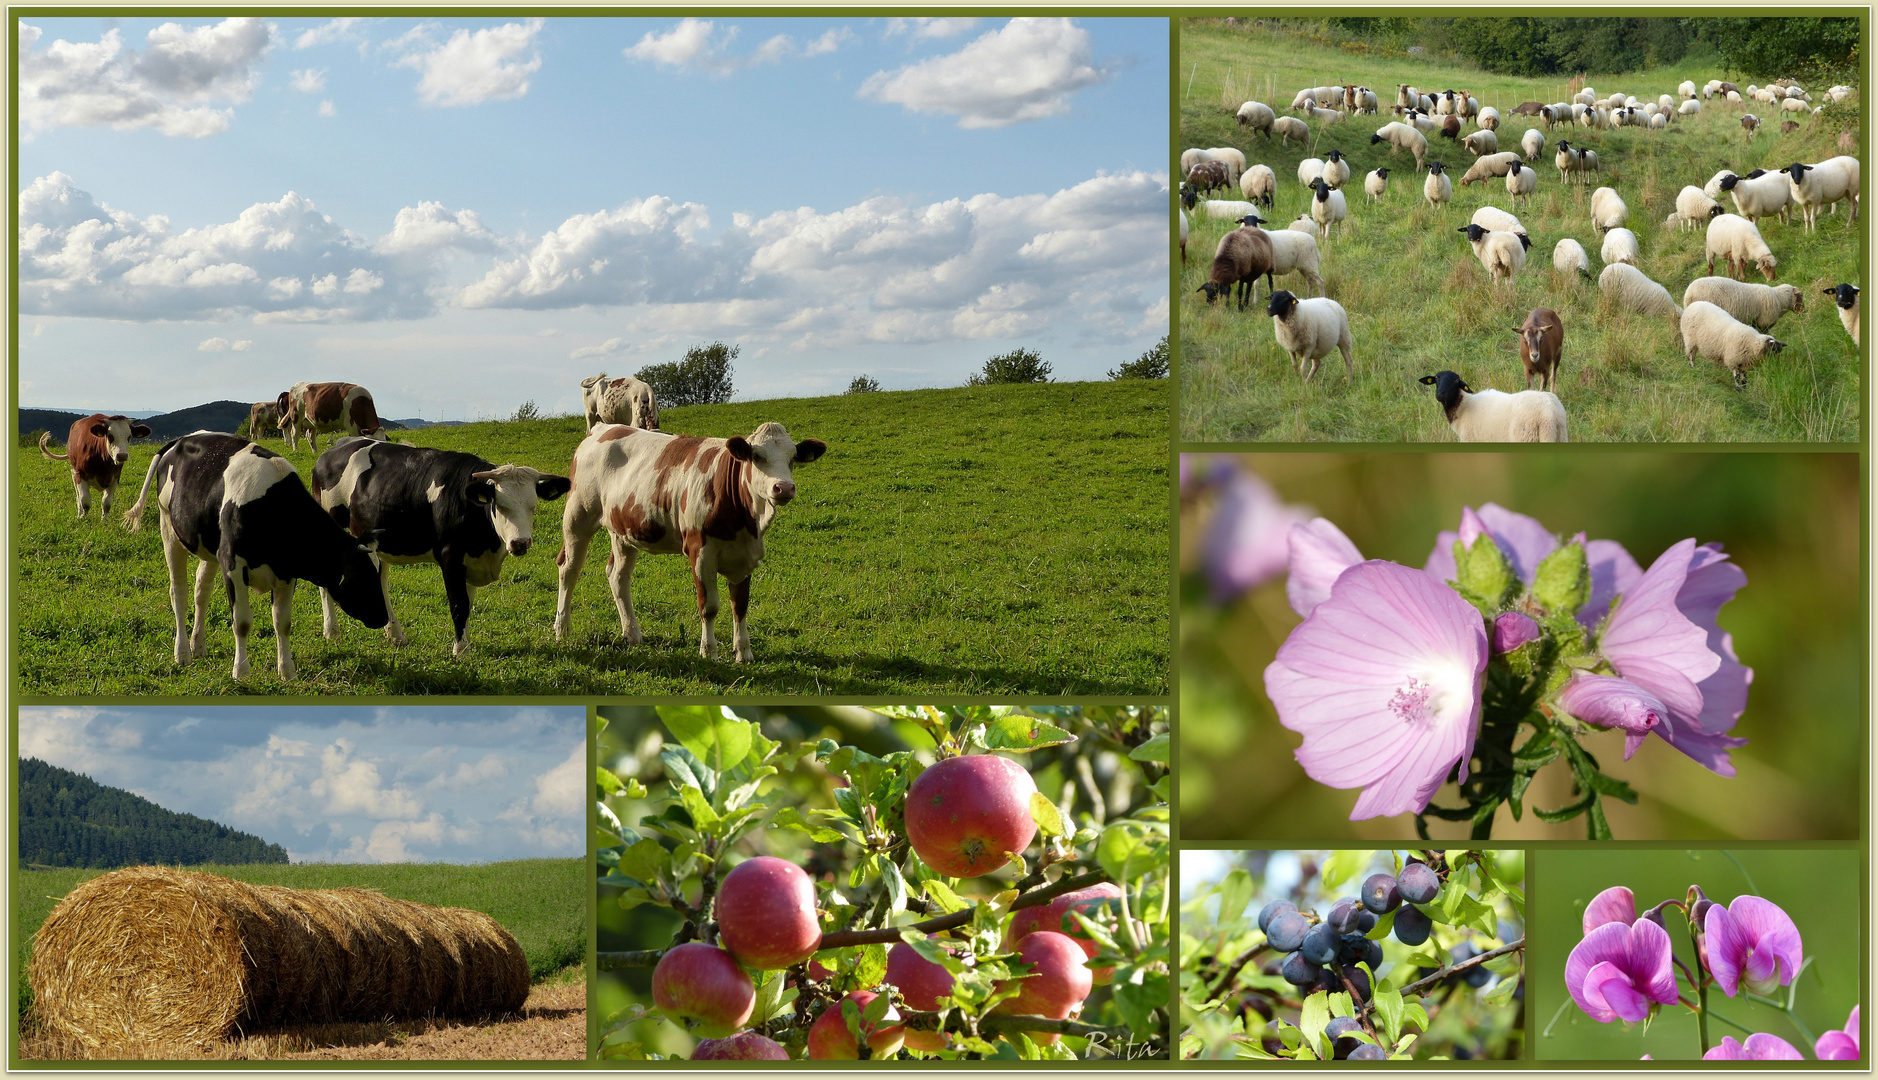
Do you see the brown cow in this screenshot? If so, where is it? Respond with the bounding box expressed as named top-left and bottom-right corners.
top-left (580, 373), bottom-right (660, 431)
top-left (277, 381), bottom-right (383, 451)
top-left (247, 400), bottom-right (282, 440)
top-left (39, 413), bottom-right (152, 520)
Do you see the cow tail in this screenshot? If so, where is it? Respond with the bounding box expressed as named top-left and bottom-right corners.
top-left (37, 432), bottom-right (68, 461)
top-left (123, 440), bottom-right (176, 531)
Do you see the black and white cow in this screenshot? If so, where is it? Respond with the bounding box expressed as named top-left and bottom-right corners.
top-left (123, 432), bottom-right (389, 680)
top-left (311, 438), bottom-right (572, 656)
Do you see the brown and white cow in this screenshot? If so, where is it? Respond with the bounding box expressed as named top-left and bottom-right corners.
top-left (579, 373), bottom-right (660, 430)
top-left (247, 400), bottom-right (283, 440)
top-left (553, 421), bottom-right (826, 662)
top-left (38, 413), bottom-right (152, 519)
top-left (278, 382), bottom-right (384, 451)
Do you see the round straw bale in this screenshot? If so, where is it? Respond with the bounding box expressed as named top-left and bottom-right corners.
top-left (28, 866), bottom-right (530, 1050)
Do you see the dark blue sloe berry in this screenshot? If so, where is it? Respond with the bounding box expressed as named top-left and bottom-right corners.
top-left (1281, 950), bottom-right (1321, 986)
top-left (1327, 899), bottom-right (1362, 934)
top-left (1361, 873), bottom-right (1401, 914)
top-left (1341, 963), bottom-right (1372, 1001)
top-left (1313, 964), bottom-right (1342, 995)
top-left (1393, 903), bottom-right (1433, 946)
top-left (1356, 909), bottom-right (1378, 932)
top-left (1325, 1016), bottom-right (1363, 1059)
top-left (1396, 862), bottom-right (1441, 905)
top-left (1267, 911), bottom-right (1311, 952)
top-left (1339, 933), bottom-right (1368, 963)
top-left (1349, 1042), bottom-right (1389, 1060)
top-left (1301, 922), bottom-right (1342, 965)
top-left (1258, 900), bottom-right (1296, 935)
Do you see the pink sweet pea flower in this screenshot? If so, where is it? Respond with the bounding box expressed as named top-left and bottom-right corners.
top-left (1556, 674), bottom-right (1668, 761)
top-left (1200, 467), bottom-right (1313, 602)
top-left (1581, 885), bottom-right (1638, 935)
top-left (1264, 560), bottom-right (1488, 820)
top-left (1816, 1005), bottom-right (1860, 1060)
top-left (1704, 1034), bottom-right (1804, 1060)
top-left (1704, 895), bottom-right (1804, 998)
top-left (1566, 918), bottom-right (1679, 1023)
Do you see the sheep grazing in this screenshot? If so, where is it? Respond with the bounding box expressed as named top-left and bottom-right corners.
top-left (1681, 301), bottom-right (1787, 391)
top-left (1236, 101), bottom-right (1277, 138)
top-left (1307, 106), bottom-right (1344, 126)
top-left (1553, 238), bottom-right (1591, 280)
top-left (1675, 186), bottom-right (1724, 232)
top-left (1513, 307), bottom-right (1565, 391)
top-left (1197, 226), bottom-right (1275, 310)
top-left (1180, 148), bottom-right (1216, 176)
top-left (1272, 116), bottom-right (1310, 146)
top-left (1590, 186), bottom-right (1629, 234)
top-left (1459, 151), bottom-right (1521, 187)
top-left (1705, 213), bottom-right (1778, 282)
top-left (1826, 283), bottom-right (1860, 344)
top-left (1471, 206), bottom-right (1526, 237)
top-left (1440, 115), bottom-right (1463, 140)
top-left (1459, 222), bottom-right (1531, 289)
top-left (1419, 371), bottom-right (1568, 442)
top-left (1365, 167), bottom-right (1391, 203)
top-left (1477, 106), bottom-right (1501, 131)
top-left (1423, 161), bottom-right (1453, 210)
top-left (1682, 277), bottom-right (1804, 330)
top-left (1599, 262), bottom-right (1683, 329)
top-left (1204, 147), bottom-right (1246, 184)
top-left (1679, 80), bottom-right (1698, 99)
top-left (1510, 100), bottom-right (1547, 116)
top-left (1371, 122), bottom-right (1428, 169)
top-left (1781, 157), bottom-right (1860, 231)
top-left (1321, 149), bottom-right (1352, 190)
top-left (1463, 129), bottom-right (1499, 157)
top-left (1717, 169), bottom-right (1792, 226)
top-left (1600, 227), bottom-right (1639, 267)
top-left (1521, 128), bottom-right (1545, 162)
top-left (1242, 220), bottom-right (1326, 297)
top-left (1741, 114), bottom-right (1760, 141)
top-left (1298, 157), bottom-right (1327, 189)
top-left (1200, 199), bottom-right (1261, 220)
top-left (1188, 160), bottom-right (1232, 198)
top-left (1288, 214), bottom-right (1320, 237)
top-left (1268, 290), bottom-right (1355, 382)
top-left (1659, 93), bottom-right (1675, 111)
top-left (1781, 96), bottom-right (1809, 115)
top-left (1648, 112), bottom-right (1668, 130)
top-left (1505, 160), bottom-right (1538, 208)
top-left (1309, 179), bottom-right (1350, 240)
top-left (1404, 109), bottom-right (1438, 134)
top-left (1679, 99), bottom-right (1703, 117)
top-left (1780, 120), bottom-right (1800, 135)
top-left (1241, 164), bottom-right (1277, 206)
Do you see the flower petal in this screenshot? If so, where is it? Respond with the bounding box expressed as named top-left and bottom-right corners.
top-left (1704, 901), bottom-right (1746, 997)
top-left (1492, 611), bottom-right (1540, 653)
top-left (1286, 518), bottom-right (1364, 618)
top-left (1727, 896), bottom-right (1804, 989)
top-left (1202, 471), bottom-right (1311, 601)
top-left (1579, 536), bottom-right (1643, 631)
top-left (1586, 961), bottom-right (1652, 1023)
top-left (1582, 886), bottom-right (1638, 935)
top-left (1599, 539), bottom-right (1720, 721)
top-left (1741, 1033), bottom-right (1805, 1060)
top-left (1567, 922), bottom-right (1635, 1021)
top-left (1423, 530), bottom-right (1459, 584)
top-left (1703, 1037), bottom-right (1747, 1061)
top-left (1817, 1031), bottom-right (1860, 1061)
top-left (1626, 916), bottom-right (1680, 1006)
top-left (1557, 674), bottom-right (1667, 735)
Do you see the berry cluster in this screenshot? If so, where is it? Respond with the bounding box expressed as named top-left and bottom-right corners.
top-left (1256, 859), bottom-right (1444, 1012)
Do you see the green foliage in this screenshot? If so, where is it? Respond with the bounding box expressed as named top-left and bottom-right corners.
top-left (15, 381), bottom-right (1167, 695)
top-left (510, 399), bottom-right (542, 422)
top-left (1109, 335), bottom-right (1170, 380)
top-left (968, 347), bottom-right (1052, 386)
top-left (20, 429), bottom-right (49, 449)
top-left (18, 757), bottom-right (289, 868)
top-left (637, 341), bottom-right (737, 407)
top-left (846, 375), bottom-right (882, 393)
top-left (1443, 17), bottom-right (1698, 76)
top-left (1700, 17), bottom-right (1860, 80)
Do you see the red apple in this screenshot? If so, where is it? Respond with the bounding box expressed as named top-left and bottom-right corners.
top-left (886, 942), bottom-right (958, 1052)
top-left (904, 754), bottom-right (1038, 878)
top-left (807, 990), bottom-right (906, 1060)
top-left (652, 942), bottom-right (755, 1038)
top-left (692, 1031), bottom-right (790, 1060)
top-left (1003, 883), bottom-right (1124, 984)
top-left (991, 931), bottom-right (1094, 1047)
top-left (716, 856), bottom-right (821, 970)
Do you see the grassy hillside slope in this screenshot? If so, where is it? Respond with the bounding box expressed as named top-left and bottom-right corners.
top-left (16, 381), bottom-right (1169, 695)
top-left (1179, 21), bottom-right (1862, 442)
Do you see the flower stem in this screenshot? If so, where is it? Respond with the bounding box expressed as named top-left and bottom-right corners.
top-left (1719, 849), bottom-right (1761, 896)
top-left (1697, 978), bottom-right (1711, 1056)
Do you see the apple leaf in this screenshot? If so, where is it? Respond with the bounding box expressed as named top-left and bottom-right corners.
top-left (660, 706), bottom-right (753, 778)
top-left (600, 1003), bottom-right (648, 1036)
top-left (678, 784), bottom-right (719, 832)
top-left (1127, 732), bottom-right (1169, 764)
top-left (878, 857), bottom-right (908, 915)
top-left (752, 970), bottom-right (787, 1024)
top-left (979, 715), bottom-right (1077, 753)
top-left (1028, 792), bottom-right (1066, 839)
top-left (920, 879), bottom-right (970, 915)
top-left (596, 766), bottom-right (624, 797)
top-left (771, 806), bottom-right (850, 844)
top-left (613, 837), bottom-right (668, 885)
top-left (1112, 972), bottom-right (1167, 1034)
top-left (659, 745), bottom-right (713, 799)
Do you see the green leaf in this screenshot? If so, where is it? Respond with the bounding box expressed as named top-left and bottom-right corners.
top-left (722, 766), bottom-right (778, 812)
top-left (921, 878), bottom-right (970, 915)
top-left (614, 837), bottom-right (668, 885)
top-left (752, 970), bottom-right (787, 1024)
top-left (1372, 987), bottom-right (1405, 1045)
top-left (1298, 991), bottom-right (1332, 1060)
top-left (1533, 792), bottom-right (1596, 824)
top-left (1029, 791), bottom-right (1066, 839)
top-left (1326, 991), bottom-right (1353, 1019)
top-left (596, 766), bottom-right (624, 797)
top-left (879, 857), bottom-right (908, 916)
top-left (1319, 849), bottom-right (1374, 893)
top-left (1365, 909), bottom-right (1395, 941)
top-left (1112, 972), bottom-right (1167, 1034)
top-left (659, 745), bottom-right (713, 798)
top-left (1128, 732), bottom-right (1169, 764)
top-left (772, 806), bottom-right (849, 843)
top-left (1215, 868), bottom-right (1255, 930)
top-left (1096, 818), bottom-right (1168, 881)
top-left (979, 716), bottom-right (1077, 753)
top-left (1402, 998), bottom-right (1430, 1032)
top-left (600, 1003), bottom-right (649, 1035)
top-left (1481, 973), bottom-right (1519, 1006)
top-left (660, 706), bottom-right (754, 775)
top-left (679, 784), bottom-right (720, 832)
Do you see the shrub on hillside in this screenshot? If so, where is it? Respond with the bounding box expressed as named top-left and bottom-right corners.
top-left (511, 400), bottom-right (542, 422)
top-left (846, 375), bottom-right (881, 394)
top-left (637, 342), bottom-right (737, 408)
top-left (968, 347), bottom-right (1051, 386)
top-left (1109, 335), bottom-right (1170, 380)
top-left (1702, 17), bottom-right (1859, 79)
top-left (21, 429), bottom-right (48, 449)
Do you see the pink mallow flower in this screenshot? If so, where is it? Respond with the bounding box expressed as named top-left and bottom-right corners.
top-left (1556, 675), bottom-right (1668, 761)
top-left (1422, 504), bottom-right (1641, 631)
top-left (1581, 885), bottom-right (1638, 935)
top-left (1264, 560), bottom-right (1488, 820)
top-left (1704, 896), bottom-right (1803, 998)
top-left (1199, 465), bottom-right (1312, 602)
top-left (1816, 1005), bottom-right (1860, 1061)
top-left (1565, 918), bottom-right (1679, 1023)
top-left (1704, 1034), bottom-right (1804, 1060)
top-left (1285, 517), bottom-right (1365, 618)
top-left (1492, 612), bottom-right (1540, 653)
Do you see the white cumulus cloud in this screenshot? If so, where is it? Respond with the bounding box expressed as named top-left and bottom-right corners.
top-left (624, 18), bottom-right (851, 75)
top-left (20, 18), bottom-right (274, 139)
top-left (570, 337), bottom-right (623, 360)
top-left (859, 18), bottom-right (1109, 129)
top-left (318, 100), bottom-right (336, 117)
top-left (294, 17), bottom-right (370, 51)
top-left (290, 67), bottom-right (326, 93)
top-left (884, 17), bottom-right (980, 39)
top-left (309, 738), bottom-right (424, 819)
top-left (197, 336), bottom-right (253, 351)
top-left (393, 19), bottom-right (543, 107)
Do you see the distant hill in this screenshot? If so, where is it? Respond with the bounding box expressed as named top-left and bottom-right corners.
top-left (391, 418), bottom-right (467, 429)
top-left (23, 401), bottom-right (429, 444)
top-left (19, 758), bottom-right (290, 868)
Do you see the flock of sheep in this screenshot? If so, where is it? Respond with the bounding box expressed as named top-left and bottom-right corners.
top-left (1181, 72), bottom-right (1861, 440)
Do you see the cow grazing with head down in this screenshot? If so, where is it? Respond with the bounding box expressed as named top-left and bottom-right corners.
top-left (579, 373), bottom-right (660, 431)
top-left (39, 413), bottom-right (152, 520)
top-left (312, 438), bottom-right (571, 656)
top-left (554, 421), bottom-right (827, 662)
top-left (247, 401), bottom-right (283, 440)
top-left (278, 382), bottom-right (384, 451)
top-left (123, 432), bottom-right (389, 680)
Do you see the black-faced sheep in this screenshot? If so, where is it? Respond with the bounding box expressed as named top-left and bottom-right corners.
top-left (1505, 160), bottom-right (1537, 208)
top-left (1675, 186), bottom-right (1724, 232)
top-left (1781, 157), bottom-right (1860, 231)
top-left (1309, 179), bottom-right (1349, 240)
top-left (1717, 170), bottom-right (1793, 226)
top-left (1268, 290), bottom-right (1354, 382)
top-left (1458, 222), bottom-right (1530, 289)
top-left (1600, 227), bottom-right (1639, 267)
top-left (1365, 168), bottom-right (1391, 203)
top-left (1827, 283), bottom-right (1860, 345)
top-left (1419, 370), bottom-right (1568, 442)
top-left (1553, 238), bottom-right (1591, 280)
top-left (1424, 161), bottom-right (1453, 209)
top-left (1681, 300), bottom-right (1787, 391)
top-left (1590, 186), bottom-right (1628, 234)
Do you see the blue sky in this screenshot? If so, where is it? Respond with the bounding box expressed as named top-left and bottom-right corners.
top-left (19, 705), bottom-right (585, 864)
top-left (18, 15), bottom-right (1169, 418)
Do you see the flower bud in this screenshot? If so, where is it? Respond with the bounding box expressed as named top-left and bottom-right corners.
top-left (1556, 674), bottom-right (1667, 760)
top-left (1533, 539), bottom-right (1591, 613)
top-left (1640, 899), bottom-right (1677, 930)
top-left (1455, 532), bottom-right (1514, 608)
top-left (1492, 612), bottom-right (1541, 653)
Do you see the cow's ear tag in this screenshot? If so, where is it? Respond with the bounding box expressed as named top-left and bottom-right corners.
top-left (469, 482), bottom-right (496, 505)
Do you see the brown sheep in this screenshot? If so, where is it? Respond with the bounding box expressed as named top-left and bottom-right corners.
top-left (1780, 120), bottom-right (1799, 135)
top-left (1188, 160), bottom-right (1231, 198)
top-left (1510, 101), bottom-right (1547, 116)
top-left (1440, 114), bottom-right (1462, 140)
top-left (1513, 307), bottom-right (1564, 391)
top-left (1196, 227), bottom-right (1274, 310)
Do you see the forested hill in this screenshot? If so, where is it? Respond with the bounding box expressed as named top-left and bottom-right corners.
top-left (18, 758), bottom-right (289, 868)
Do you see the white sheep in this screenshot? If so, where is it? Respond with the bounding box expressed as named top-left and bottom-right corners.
top-left (1555, 142), bottom-right (1581, 185)
top-left (1521, 128), bottom-right (1545, 162)
top-left (1682, 277), bottom-right (1805, 330)
top-left (1288, 214), bottom-right (1320, 237)
top-left (1553, 238), bottom-right (1591, 279)
top-left (1307, 106), bottom-right (1344, 126)
top-left (1459, 151), bottom-right (1521, 186)
top-left (1659, 93), bottom-right (1675, 110)
top-left (1261, 227), bottom-right (1326, 296)
top-left (1321, 150), bottom-right (1352, 190)
top-left (1424, 161), bottom-right (1453, 209)
top-left (1241, 164), bottom-right (1277, 206)
top-left (1298, 157), bottom-right (1327, 188)
top-left (1419, 370), bottom-right (1568, 442)
top-left (1599, 262), bottom-right (1682, 328)
top-left (1405, 109), bottom-right (1437, 133)
top-left (1704, 169), bottom-right (1736, 201)
top-left (1719, 168), bottom-right (1791, 226)
top-left (1200, 199), bottom-right (1262, 220)
top-left (1205, 147), bottom-right (1246, 184)
top-left (1675, 185), bottom-right (1724, 232)
top-left (1370, 122), bottom-right (1428, 169)
top-left (1727, 90), bottom-right (1743, 104)
top-left (1237, 101), bottom-right (1277, 138)
top-left (1781, 156), bottom-right (1860, 231)
top-left (1471, 205), bottom-right (1526, 236)
top-left (1309, 180), bottom-right (1349, 239)
top-left (1649, 112), bottom-right (1668, 130)
top-left (1591, 186), bottom-right (1628, 233)
top-left (1681, 300), bottom-right (1788, 391)
top-left (1460, 222), bottom-right (1530, 289)
top-left (1463, 129), bottom-right (1499, 157)
top-left (1600, 227), bottom-right (1640, 266)
top-left (1679, 80), bottom-right (1697, 99)
top-left (1477, 105), bottom-right (1501, 130)
top-left (1267, 290), bottom-right (1354, 382)
top-left (1273, 116), bottom-right (1310, 146)
top-left (1364, 167), bottom-right (1391, 203)
top-left (1505, 160), bottom-right (1538, 207)
top-left (1180, 148), bottom-right (1217, 177)
top-left (1827, 283), bottom-right (1859, 344)
top-left (1705, 213), bottom-right (1778, 282)
top-left (1679, 99), bottom-right (1702, 117)
top-left (1781, 96), bottom-right (1809, 115)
